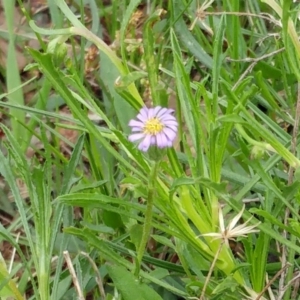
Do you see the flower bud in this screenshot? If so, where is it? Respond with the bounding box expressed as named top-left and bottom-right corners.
top-left (47, 36), bottom-right (68, 65)
top-left (250, 145), bottom-right (266, 160)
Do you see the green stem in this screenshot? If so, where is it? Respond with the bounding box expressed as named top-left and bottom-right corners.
top-left (235, 124), bottom-right (271, 149)
top-left (134, 161), bottom-right (159, 277)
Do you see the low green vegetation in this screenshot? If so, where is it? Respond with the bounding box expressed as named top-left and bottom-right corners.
top-left (0, 0), bottom-right (300, 299)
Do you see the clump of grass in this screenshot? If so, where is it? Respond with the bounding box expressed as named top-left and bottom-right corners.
top-left (0, 0), bottom-right (300, 299)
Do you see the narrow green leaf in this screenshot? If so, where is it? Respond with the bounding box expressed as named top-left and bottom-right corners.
top-left (152, 235), bottom-right (175, 250)
top-left (170, 28), bottom-right (196, 148)
top-left (120, 0), bottom-right (142, 67)
top-left (2, 0), bottom-right (25, 143)
top-left (129, 224), bottom-right (143, 251)
top-left (142, 11), bottom-right (162, 105)
top-left (100, 52), bottom-right (136, 133)
top-left (0, 126), bottom-right (37, 264)
top-left (171, 0), bottom-right (213, 68)
top-left (170, 177), bottom-right (227, 194)
top-left (107, 265), bottom-right (163, 300)
top-left (115, 71), bottom-right (147, 92)
top-left (60, 133), bottom-right (85, 195)
top-left (0, 253), bottom-right (23, 300)
top-left (211, 16), bottom-right (225, 120)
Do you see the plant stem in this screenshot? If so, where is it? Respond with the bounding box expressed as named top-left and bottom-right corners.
top-left (200, 241), bottom-right (224, 300)
top-left (280, 82), bottom-right (300, 300)
top-left (134, 161), bottom-right (159, 277)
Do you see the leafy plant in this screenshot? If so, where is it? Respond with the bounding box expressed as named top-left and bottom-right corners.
top-left (0, 0), bottom-right (300, 299)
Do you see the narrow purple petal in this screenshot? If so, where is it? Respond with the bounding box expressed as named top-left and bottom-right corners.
top-left (131, 127), bottom-right (142, 132)
top-left (153, 106), bottom-right (162, 116)
top-left (156, 133), bottom-right (163, 148)
top-left (156, 107), bottom-right (168, 118)
top-left (138, 135), bottom-right (152, 151)
top-left (147, 108), bottom-right (155, 119)
top-left (159, 115), bottom-right (177, 122)
top-left (136, 113), bottom-right (147, 122)
top-left (165, 125), bottom-right (178, 133)
top-left (163, 128), bottom-right (177, 141)
top-left (128, 133), bottom-right (145, 142)
top-left (165, 109), bottom-right (175, 114)
top-left (129, 120), bottom-right (144, 128)
top-left (150, 136), bottom-right (156, 145)
top-left (164, 120), bottom-right (178, 126)
top-left (139, 107), bottom-right (149, 119)
top-left (157, 132), bottom-right (169, 148)
top-left (166, 139), bottom-right (173, 147)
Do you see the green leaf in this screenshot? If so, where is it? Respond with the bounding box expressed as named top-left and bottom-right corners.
top-left (250, 208), bottom-right (300, 237)
top-left (57, 192), bottom-right (142, 210)
top-left (115, 71), bottom-right (147, 92)
top-left (81, 222), bottom-right (115, 234)
top-left (211, 15), bottom-right (225, 117)
top-left (254, 71), bottom-right (282, 110)
top-left (152, 235), bottom-right (175, 250)
top-left (254, 61), bottom-right (283, 80)
top-left (51, 133), bottom-right (86, 299)
top-left (171, 0), bottom-right (213, 68)
top-left (102, 210), bottom-right (123, 229)
top-left (3, 0), bottom-right (25, 144)
top-left (142, 11), bottom-right (162, 105)
top-left (170, 177), bottom-right (227, 194)
top-left (129, 224), bottom-right (144, 251)
top-left (176, 239), bottom-right (209, 279)
top-left (120, 0), bottom-right (143, 66)
top-left (148, 268), bottom-right (169, 281)
top-left (170, 28), bottom-right (196, 148)
top-left (107, 265), bottom-right (163, 300)
top-left (99, 52), bottom-right (136, 133)
top-left (0, 253), bottom-right (23, 300)
top-left (251, 232), bottom-right (270, 291)
top-left (0, 125), bottom-right (37, 264)
top-left (212, 275), bottom-right (239, 294)
top-left (60, 133), bottom-right (86, 195)
top-left (217, 114), bottom-right (248, 124)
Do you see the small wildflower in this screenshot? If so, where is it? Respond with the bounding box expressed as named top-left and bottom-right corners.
top-left (189, 0), bottom-right (214, 34)
top-left (128, 106), bottom-right (178, 152)
top-left (200, 206), bottom-right (260, 246)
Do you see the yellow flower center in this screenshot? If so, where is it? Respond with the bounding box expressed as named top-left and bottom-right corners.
top-left (143, 118), bottom-right (164, 135)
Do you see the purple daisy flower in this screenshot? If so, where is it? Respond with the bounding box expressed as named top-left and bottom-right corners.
top-left (128, 106), bottom-right (178, 152)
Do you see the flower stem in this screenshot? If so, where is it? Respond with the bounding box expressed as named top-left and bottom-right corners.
top-left (200, 241), bottom-right (224, 300)
top-left (134, 161), bottom-right (159, 277)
